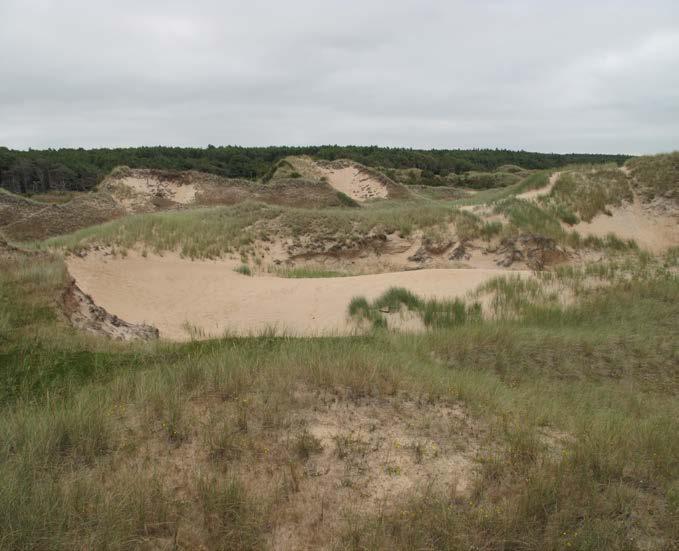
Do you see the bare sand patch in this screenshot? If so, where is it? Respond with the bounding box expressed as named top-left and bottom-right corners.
top-left (118, 176), bottom-right (197, 205)
top-left (263, 391), bottom-right (481, 549)
top-left (570, 197), bottom-right (679, 253)
top-left (66, 252), bottom-right (521, 340)
top-left (116, 386), bottom-right (484, 549)
top-left (319, 166), bottom-right (389, 202)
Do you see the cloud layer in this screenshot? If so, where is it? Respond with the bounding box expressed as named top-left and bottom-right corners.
top-left (1, 0), bottom-right (678, 152)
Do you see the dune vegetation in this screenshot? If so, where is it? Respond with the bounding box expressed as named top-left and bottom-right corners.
top-left (1, 151), bottom-right (677, 549)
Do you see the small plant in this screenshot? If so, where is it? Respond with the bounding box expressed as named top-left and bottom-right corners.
top-left (480, 220), bottom-right (503, 239)
top-left (234, 264), bottom-right (251, 276)
top-left (287, 461), bottom-right (301, 492)
top-left (385, 464), bottom-right (402, 476)
top-left (182, 321), bottom-right (206, 340)
top-left (333, 433), bottom-right (367, 460)
top-left (294, 429), bottom-right (323, 460)
top-left (162, 392), bottom-right (187, 444)
top-left (348, 296), bottom-right (387, 329)
top-left (197, 476), bottom-right (265, 548)
top-left (412, 441), bottom-right (425, 464)
top-left (236, 401), bottom-right (249, 433)
top-left (207, 424), bottom-right (245, 462)
top-left (373, 287), bottom-right (423, 313)
top-left (348, 296), bottom-right (371, 319)
top-left (557, 207), bottom-right (579, 226)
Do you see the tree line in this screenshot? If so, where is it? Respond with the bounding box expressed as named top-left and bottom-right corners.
top-left (0, 145), bottom-right (631, 194)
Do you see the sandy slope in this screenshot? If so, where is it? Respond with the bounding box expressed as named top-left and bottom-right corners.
top-left (318, 166), bottom-right (388, 201)
top-left (119, 176), bottom-right (196, 205)
top-left (67, 252), bottom-right (521, 340)
top-left (571, 196), bottom-right (679, 253)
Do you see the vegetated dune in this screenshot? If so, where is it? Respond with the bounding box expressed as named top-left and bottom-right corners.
top-left (0, 188), bottom-right (123, 241)
top-left (408, 185), bottom-right (469, 200)
top-left (274, 156), bottom-right (411, 201)
top-left (100, 167), bottom-right (357, 212)
top-left (198, 177), bottom-right (358, 209)
top-left (66, 251), bottom-right (521, 340)
top-left (540, 163), bottom-right (679, 252)
top-left (517, 172), bottom-right (561, 201)
top-left (1, 164), bottom-right (370, 242)
top-left (317, 160), bottom-right (411, 201)
top-left (4, 153), bottom-right (679, 551)
top-left (318, 165), bottom-right (388, 201)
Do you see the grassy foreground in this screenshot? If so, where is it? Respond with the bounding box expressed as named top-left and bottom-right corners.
top-left (1, 246), bottom-right (678, 549)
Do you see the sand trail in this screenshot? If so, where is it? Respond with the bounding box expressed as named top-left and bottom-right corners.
top-left (517, 172), bottom-right (561, 201)
top-left (67, 252), bottom-right (521, 340)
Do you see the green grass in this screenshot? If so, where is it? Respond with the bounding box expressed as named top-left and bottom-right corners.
top-left (197, 475), bottom-right (267, 549)
top-left (350, 287), bottom-right (484, 330)
top-left (2, 157), bottom-right (678, 549)
top-left (32, 162), bottom-right (648, 262)
top-left (0, 252), bottom-right (677, 547)
top-left (270, 266), bottom-right (348, 278)
top-left (234, 263), bottom-right (252, 276)
top-left (372, 287), bottom-right (423, 312)
top-left (451, 171), bottom-right (550, 208)
top-left (42, 200), bottom-right (474, 259)
top-left (43, 201), bottom-right (280, 259)
top-left (336, 191), bottom-right (360, 207)
top-left (494, 196), bottom-right (565, 239)
top-left (547, 166), bottom-right (633, 222)
top-left (627, 151), bottom-right (679, 201)
top-left (449, 170), bottom-right (523, 190)
top-left (551, 202), bottom-right (580, 225)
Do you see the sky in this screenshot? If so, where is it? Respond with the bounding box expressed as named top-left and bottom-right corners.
top-left (1, 0), bottom-right (678, 153)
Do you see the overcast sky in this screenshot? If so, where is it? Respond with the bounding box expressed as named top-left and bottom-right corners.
top-left (1, 1), bottom-right (678, 153)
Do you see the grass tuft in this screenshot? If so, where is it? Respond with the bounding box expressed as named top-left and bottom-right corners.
top-left (234, 264), bottom-right (252, 276)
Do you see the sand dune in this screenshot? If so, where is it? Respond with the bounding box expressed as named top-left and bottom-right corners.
top-left (571, 197), bottom-right (678, 253)
top-left (319, 166), bottom-right (389, 201)
top-left (67, 252), bottom-right (521, 340)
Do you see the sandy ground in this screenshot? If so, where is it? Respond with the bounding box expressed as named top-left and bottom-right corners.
top-left (571, 196), bottom-right (679, 253)
top-left (319, 167), bottom-right (388, 201)
top-left (113, 176), bottom-right (197, 210)
top-left (517, 172), bottom-right (561, 201)
top-left (67, 252), bottom-right (521, 340)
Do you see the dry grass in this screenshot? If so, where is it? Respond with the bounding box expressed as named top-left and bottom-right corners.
top-left (0, 187), bottom-right (124, 242)
top-left (546, 165), bottom-right (633, 222)
top-left (1, 244), bottom-right (677, 549)
top-left (627, 151), bottom-right (679, 202)
top-left (2, 154), bottom-right (678, 549)
top-left (43, 200), bottom-right (490, 260)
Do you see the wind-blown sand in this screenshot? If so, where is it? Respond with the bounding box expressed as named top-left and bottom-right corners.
top-left (571, 197), bottom-right (678, 253)
top-left (67, 252), bottom-right (520, 340)
top-left (319, 166), bottom-right (388, 201)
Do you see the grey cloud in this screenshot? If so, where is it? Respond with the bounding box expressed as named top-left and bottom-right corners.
top-left (1, 0), bottom-right (678, 152)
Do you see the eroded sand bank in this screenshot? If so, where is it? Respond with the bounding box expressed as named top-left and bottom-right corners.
top-left (67, 252), bottom-right (522, 339)
top-left (570, 199), bottom-right (679, 253)
top-left (318, 166), bottom-right (389, 201)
